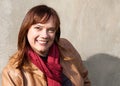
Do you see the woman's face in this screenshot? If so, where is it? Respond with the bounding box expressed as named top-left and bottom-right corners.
top-left (27, 17), bottom-right (56, 56)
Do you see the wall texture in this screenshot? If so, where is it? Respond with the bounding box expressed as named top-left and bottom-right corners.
top-left (1, 0), bottom-right (120, 86)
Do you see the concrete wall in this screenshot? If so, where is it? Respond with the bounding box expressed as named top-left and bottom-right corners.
top-left (1, 0), bottom-right (120, 86)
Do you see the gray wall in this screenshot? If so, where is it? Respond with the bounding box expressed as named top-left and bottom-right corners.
top-left (1, 0), bottom-right (120, 86)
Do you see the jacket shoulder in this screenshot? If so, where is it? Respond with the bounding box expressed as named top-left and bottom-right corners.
top-left (59, 38), bottom-right (73, 47)
top-left (59, 38), bottom-right (80, 57)
top-left (2, 63), bottom-right (23, 86)
top-left (2, 62), bottom-right (22, 76)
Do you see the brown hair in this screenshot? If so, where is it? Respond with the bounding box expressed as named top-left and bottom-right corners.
top-left (10, 5), bottom-right (61, 70)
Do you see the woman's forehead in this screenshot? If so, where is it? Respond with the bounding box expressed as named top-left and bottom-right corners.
top-left (33, 17), bottom-right (56, 28)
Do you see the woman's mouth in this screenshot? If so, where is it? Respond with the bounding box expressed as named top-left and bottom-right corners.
top-left (36, 40), bottom-right (48, 45)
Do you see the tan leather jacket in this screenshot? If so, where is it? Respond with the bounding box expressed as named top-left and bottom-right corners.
top-left (2, 38), bottom-right (91, 86)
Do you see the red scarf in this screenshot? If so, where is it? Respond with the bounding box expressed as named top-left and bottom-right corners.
top-left (27, 44), bottom-right (62, 86)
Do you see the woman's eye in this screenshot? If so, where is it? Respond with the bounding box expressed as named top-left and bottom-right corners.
top-left (34, 27), bottom-right (42, 30)
top-left (48, 29), bottom-right (55, 33)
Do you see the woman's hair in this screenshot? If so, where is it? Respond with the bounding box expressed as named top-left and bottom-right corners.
top-left (10, 5), bottom-right (61, 70)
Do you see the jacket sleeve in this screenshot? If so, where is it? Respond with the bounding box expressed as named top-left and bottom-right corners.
top-left (81, 65), bottom-right (91, 86)
top-left (2, 66), bottom-right (23, 86)
top-left (59, 38), bottom-right (91, 86)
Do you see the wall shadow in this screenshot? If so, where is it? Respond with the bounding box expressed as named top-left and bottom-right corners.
top-left (84, 53), bottom-right (120, 86)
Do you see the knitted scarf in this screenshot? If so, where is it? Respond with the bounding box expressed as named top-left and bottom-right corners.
top-left (27, 44), bottom-right (62, 86)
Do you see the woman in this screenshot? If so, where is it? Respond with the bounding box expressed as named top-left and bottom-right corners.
top-left (2, 5), bottom-right (91, 86)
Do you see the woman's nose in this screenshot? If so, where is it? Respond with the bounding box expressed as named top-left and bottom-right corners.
top-left (40, 29), bottom-right (49, 38)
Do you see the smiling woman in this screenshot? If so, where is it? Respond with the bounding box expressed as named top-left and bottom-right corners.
top-left (2, 5), bottom-right (91, 86)
top-left (27, 16), bottom-right (56, 57)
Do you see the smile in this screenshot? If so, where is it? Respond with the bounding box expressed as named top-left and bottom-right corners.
top-left (36, 40), bottom-right (48, 45)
